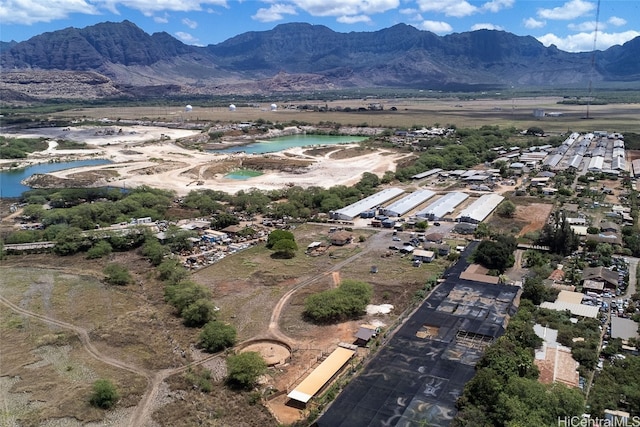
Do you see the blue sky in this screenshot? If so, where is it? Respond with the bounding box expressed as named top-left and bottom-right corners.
top-left (0, 0), bottom-right (638, 52)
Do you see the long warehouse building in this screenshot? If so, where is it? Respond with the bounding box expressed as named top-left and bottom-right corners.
top-left (456, 193), bottom-right (505, 223)
top-left (415, 192), bottom-right (469, 221)
top-left (380, 189), bottom-right (436, 217)
top-left (588, 156), bottom-right (604, 172)
top-left (329, 187), bottom-right (405, 221)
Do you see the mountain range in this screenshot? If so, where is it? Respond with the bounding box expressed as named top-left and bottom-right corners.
top-left (1, 20), bottom-right (639, 100)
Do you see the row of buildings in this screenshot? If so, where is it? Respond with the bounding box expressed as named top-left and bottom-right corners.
top-left (329, 187), bottom-right (505, 225)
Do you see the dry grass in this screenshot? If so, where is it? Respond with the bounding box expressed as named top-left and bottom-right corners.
top-left (0, 223), bottom-right (469, 426)
top-left (51, 97), bottom-right (640, 133)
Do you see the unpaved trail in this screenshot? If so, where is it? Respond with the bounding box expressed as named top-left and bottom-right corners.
top-left (0, 295), bottom-right (150, 378)
top-left (1, 234), bottom-right (385, 426)
top-left (0, 294), bottom-right (226, 426)
top-left (267, 241), bottom-right (379, 344)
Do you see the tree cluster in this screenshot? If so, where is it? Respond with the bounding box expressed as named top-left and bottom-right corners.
top-left (303, 280), bottom-right (373, 323)
top-left (454, 302), bottom-right (585, 426)
top-left (266, 229), bottom-right (298, 258)
top-left (10, 187), bottom-right (174, 256)
top-left (471, 234), bottom-right (517, 274)
top-left (537, 211), bottom-right (580, 255)
top-left (199, 320), bottom-right (237, 353)
top-left (162, 261), bottom-right (218, 327)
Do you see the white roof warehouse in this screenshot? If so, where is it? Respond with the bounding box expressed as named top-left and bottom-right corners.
top-left (380, 189), bottom-right (436, 217)
top-left (329, 187), bottom-right (404, 221)
top-left (415, 192), bottom-right (469, 221)
top-left (456, 194), bottom-right (505, 224)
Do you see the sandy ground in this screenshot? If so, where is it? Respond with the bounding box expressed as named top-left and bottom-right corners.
top-left (1, 125), bottom-right (405, 195)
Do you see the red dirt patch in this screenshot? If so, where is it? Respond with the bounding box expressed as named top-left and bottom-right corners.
top-left (516, 202), bottom-right (554, 237)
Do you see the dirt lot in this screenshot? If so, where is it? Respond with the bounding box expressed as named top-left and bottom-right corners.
top-left (487, 197), bottom-right (554, 238)
top-left (0, 223), bottom-right (458, 426)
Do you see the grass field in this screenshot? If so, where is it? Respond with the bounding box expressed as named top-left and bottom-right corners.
top-left (51, 96), bottom-right (640, 134)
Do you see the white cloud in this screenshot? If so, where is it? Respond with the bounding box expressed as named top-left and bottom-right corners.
top-left (419, 20), bottom-right (453, 33)
top-left (416, 0), bottom-right (477, 18)
top-left (471, 23), bottom-right (504, 31)
top-left (537, 30), bottom-right (640, 52)
top-left (482, 0), bottom-right (514, 13)
top-left (251, 3), bottom-right (297, 22)
top-left (399, 8), bottom-right (419, 15)
top-left (523, 17), bottom-right (545, 29)
top-left (291, 0), bottom-right (399, 17)
top-left (337, 14), bottom-right (371, 24)
top-left (0, 0), bottom-right (99, 25)
top-left (537, 0), bottom-right (595, 20)
top-left (608, 16), bottom-right (626, 27)
top-left (568, 21), bottom-right (600, 32)
top-left (175, 31), bottom-right (199, 44)
top-left (182, 18), bottom-right (198, 29)
top-left (154, 14), bottom-right (169, 24)
top-left (0, 0), bottom-right (231, 24)
top-left (99, 1), bottom-right (228, 16)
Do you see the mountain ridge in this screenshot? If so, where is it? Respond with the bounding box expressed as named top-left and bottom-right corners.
top-left (1, 20), bottom-right (639, 99)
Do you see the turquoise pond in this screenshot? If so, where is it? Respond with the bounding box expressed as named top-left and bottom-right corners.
top-left (211, 134), bottom-right (369, 154)
top-left (0, 159), bottom-right (112, 198)
top-left (224, 169), bottom-right (263, 180)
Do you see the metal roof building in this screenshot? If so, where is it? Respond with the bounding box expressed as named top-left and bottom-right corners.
top-left (539, 301), bottom-right (599, 318)
top-left (611, 317), bottom-right (639, 340)
top-left (456, 193), bottom-right (505, 224)
top-left (588, 156), bottom-right (604, 172)
top-left (415, 192), bottom-right (469, 220)
top-left (329, 187), bottom-right (405, 221)
top-left (612, 156), bottom-right (626, 171)
top-left (633, 159), bottom-right (640, 177)
top-left (288, 346), bottom-right (356, 404)
top-left (411, 168), bottom-right (443, 179)
top-left (380, 189), bottom-right (436, 217)
top-left (543, 153), bottom-right (563, 168)
top-left (613, 147), bottom-right (625, 158)
top-left (568, 154), bottom-right (583, 169)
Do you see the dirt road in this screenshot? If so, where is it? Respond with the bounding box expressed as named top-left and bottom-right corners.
top-left (266, 244), bottom-right (377, 345)
top-left (0, 293), bottom-right (230, 426)
top-left (1, 232), bottom-right (387, 426)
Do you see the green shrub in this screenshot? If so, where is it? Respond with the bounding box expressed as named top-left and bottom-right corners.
top-left (103, 263), bottom-right (132, 286)
top-left (86, 240), bottom-right (112, 259)
top-left (89, 379), bottom-right (119, 409)
top-left (199, 321), bottom-right (237, 352)
top-left (226, 352), bottom-right (267, 390)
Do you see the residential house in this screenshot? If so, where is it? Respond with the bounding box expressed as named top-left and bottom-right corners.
top-left (424, 232), bottom-right (444, 243)
top-left (582, 267), bottom-right (619, 290)
top-left (582, 280), bottom-right (605, 294)
top-left (599, 221), bottom-right (620, 233)
top-left (330, 231), bottom-right (353, 246)
top-left (413, 249), bottom-right (435, 263)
